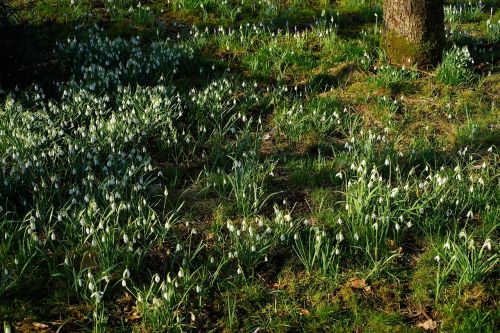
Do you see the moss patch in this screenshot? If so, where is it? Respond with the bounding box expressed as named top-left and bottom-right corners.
top-left (381, 29), bottom-right (443, 68)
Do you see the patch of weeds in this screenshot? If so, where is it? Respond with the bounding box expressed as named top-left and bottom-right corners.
top-left (273, 95), bottom-right (347, 142)
top-left (486, 17), bottom-right (500, 43)
top-left (337, 0), bottom-right (382, 24)
top-left (436, 46), bottom-right (476, 86)
top-left (440, 305), bottom-right (498, 333)
top-left (408, 247), bottom-right (436, 307)
top-left (371, 64), bottom-right (419, 94)
top-left (106, 1), bottom-right (157, 28)
top-left (437, 230), bottom-right (498, 290)
top-left (321, 38), bottom-right (374, 71)
top-left (30, 0), bottom-right (95, 24)
top-left (293, 226), bottom-right (341, 278)
top-left (215, 283), bottom-right (268, 331)
top-left (445, 1), bottom-right (484, 29)
top-left (364, 310), bottom-right (410, 332)
top-left (286, 155), bottom-right (341, 188)
top-left (310, 187), bottom-right (342, 225)
top-left (456, 120), bottom-right (500, 148)
top-left (243, 34), bottom-right (316, 82)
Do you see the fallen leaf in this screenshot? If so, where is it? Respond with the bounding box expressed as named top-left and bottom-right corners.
top-left (349, 277), bottom-right (368, 289)
top-left (32, 322), bottom-right (49, 329)
top-left (299, 308), bottom-right (310, 316)
top-left (417, 319), bottom-right (437, 331)
top-left (127, 309), bottom-right (141, 321)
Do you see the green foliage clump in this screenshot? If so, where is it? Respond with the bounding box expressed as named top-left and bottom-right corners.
top-left (436, 46), bottom-right (476, 86)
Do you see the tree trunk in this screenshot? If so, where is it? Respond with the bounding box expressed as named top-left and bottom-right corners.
top-left (382, 0), bottom-right (444, 69)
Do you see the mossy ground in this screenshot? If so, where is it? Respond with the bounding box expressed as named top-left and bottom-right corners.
top-left (0, 0), bottom-right (499, 332)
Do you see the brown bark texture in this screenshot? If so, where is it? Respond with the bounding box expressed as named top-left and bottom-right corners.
top-left (382, 0), bottom-right (444, 68)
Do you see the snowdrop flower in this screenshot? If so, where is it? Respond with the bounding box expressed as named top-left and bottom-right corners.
top-left (434, 255), bottom-right (440, 262)
top-left (154, 274), bottom-right (161, 283)
top-left (91, 291), bottom-right (103, 303)
top-left (443, 241), bottom-right (451, 250)
top-left (482, 239), bottom-right (492, 251)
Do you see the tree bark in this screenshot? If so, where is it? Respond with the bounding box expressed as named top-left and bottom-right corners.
top-left (382, 0), bottom-right (444, 69)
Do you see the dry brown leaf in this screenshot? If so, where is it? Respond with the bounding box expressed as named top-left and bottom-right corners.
top-left (32, 322), bottom-right (49, 329)
top-left (299, 308), bottom-right (310, 316)
top-left (387, 239), bottom-right (397, 249)
top-left (416, 319), bottom-right (437, 331)
top-left (127, 310), bottom-right (142, 321)
top-left (349, 277), bottom-right (368, 289)
top-left (123, 291), bottom-right (132, 302)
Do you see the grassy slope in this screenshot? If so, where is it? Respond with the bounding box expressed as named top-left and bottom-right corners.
top-left (0, 0), bottom-right (499, 332)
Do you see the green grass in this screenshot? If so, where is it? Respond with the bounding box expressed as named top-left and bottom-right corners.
top-left (0, 0), bottom-right (499, 332)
